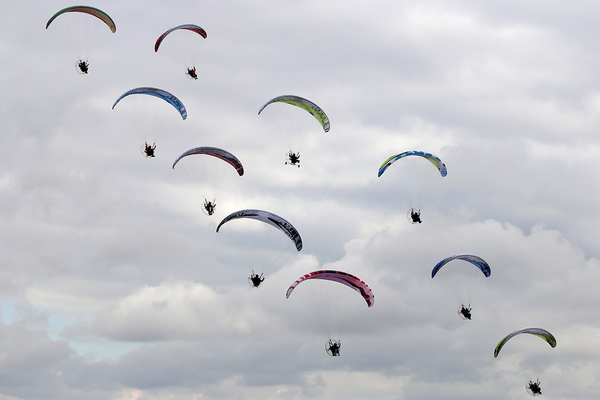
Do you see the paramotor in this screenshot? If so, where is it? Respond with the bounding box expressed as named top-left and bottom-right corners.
top-left (286, 270), bottom-right (374, 356)
top-left (378, 151), bottom-right (447, 223)
top-left (172, 147), bottom-right (244, 215)
top-left (112, 87), bottom-right (187, 157)
top-left (431, 254), bottom-right (490, 320)
top-left (494, 327), bottom-right (556, 396)
top-left (155, 24), bottom-right (207, 80)
top-left (258, 95), bottom-right (329, 167)
top-left (216, 209), bottom-right (302, 287)
top-left (46, 6), bottom-right (116, 74)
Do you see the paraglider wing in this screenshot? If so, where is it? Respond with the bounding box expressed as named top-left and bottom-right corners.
top-left (431, 254), bottom-right (491, 278)
top-left (216, 209), bottom-right (302, 251)
top-left (258, 95), bottom-right (330, 133)
top-left (378, 151), bottom-right (447, 178)
top-left (155, 24), bottom-right (207, 52)
top-left (286, 270), bottom-right (374, 307)
top-left (494, 327), bottom-right (557, 358)
top-left (112, 87), bottom-right (187, 120)
top-left (46, 5), bottom-right (116, 32)
top-left (172, 146), bottom-right (244, 176)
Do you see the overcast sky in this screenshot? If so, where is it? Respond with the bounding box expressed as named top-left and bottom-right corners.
top-left (1, 1), bottom-right (600, 399)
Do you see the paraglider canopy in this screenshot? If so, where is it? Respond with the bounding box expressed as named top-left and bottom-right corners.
top-left (46, 5), bottom-right (116, 32)
top-left (172, 146), bottom-right (243, 175)
top-left (431, 254), bottom-right (491, 278)
top-left (155, 24), bottom-right (207, 52)
top-left (286, 270), bottom-right (374, 307)
top-left (216, 209), bottom-right (302, 251)
top-left (258, 95), bottom-right (330, 133)
top-left (112, 87), bottom-right (187, 119)
top-left (378, 151), bottom-right (447, 178)
top-left (494, 327), bottom-right (557, 358)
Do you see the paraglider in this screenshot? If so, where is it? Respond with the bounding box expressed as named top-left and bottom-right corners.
top-left (77, 60), bottom-right (89, 74)
top-left (216, 209), bottom-right (302, 287)
top-left (327, 339), bottom-right (341, 357)
top-left (528, 380), bottom-right (542, 396)
top-left (203, 200), bottom-right (215, 216)
top-left (286, 270), bottom-right (374, 356)
top-left (187, 67), bottom-right (198, 80)
top-left (410, 209), bottom-right (422, 224)
top-left (144, 143), bottom-right (156, 158)
top-left (258, 95), bottom-right (330, 167)
top-left (46, 6), bottom-right (116, 74)
top-left (155, 24), bottom-right (207, 80)
top-left (112, 87), bottom-right (187, 157)
top-left (172, 147), bottom-right (244, 216)
top-left (458, 304), bottom-right (472, 320)
top-left (494, 327), bottom-right (557, 396)
top-left (431, 254), bottom-right (490, 320)
top-left (249, 273), bottom-right (265, 288)
top-left (286, 151), bottom-right (300, 167)
top-left (378, 151), bottom-right (447, 223)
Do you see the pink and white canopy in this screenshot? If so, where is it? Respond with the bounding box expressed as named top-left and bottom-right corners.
top-left (286, 270), bottom-right (374, 307)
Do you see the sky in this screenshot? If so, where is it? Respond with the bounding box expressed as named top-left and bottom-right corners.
top-left (1, 1), bottom-right (600, 399)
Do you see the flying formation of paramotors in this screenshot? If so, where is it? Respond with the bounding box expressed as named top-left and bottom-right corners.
top-left (43, 8), bottom-right (561, 394)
